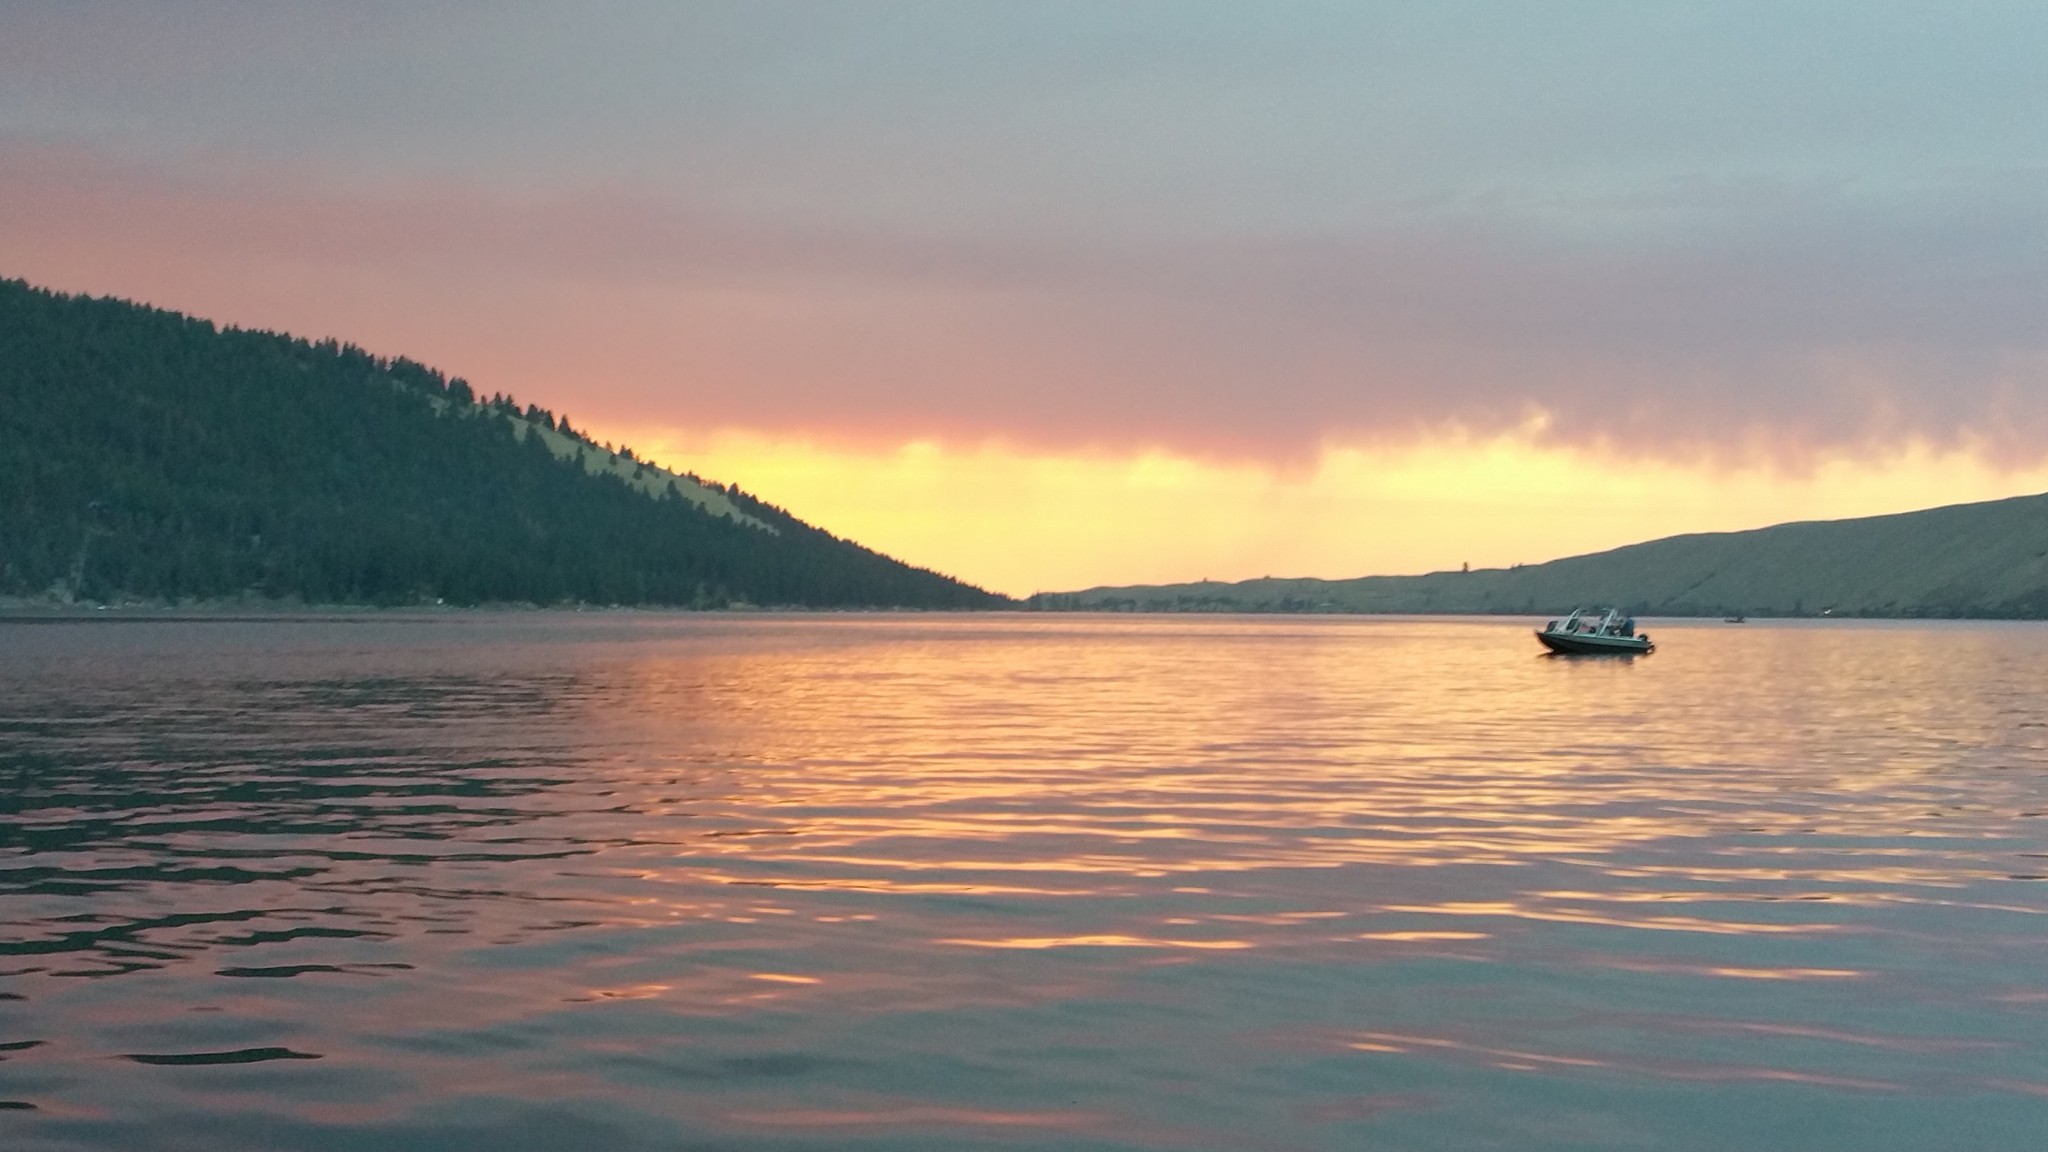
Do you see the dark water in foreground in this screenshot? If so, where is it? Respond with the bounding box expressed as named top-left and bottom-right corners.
top-left (2, 613), bottom-right (2046, 1151)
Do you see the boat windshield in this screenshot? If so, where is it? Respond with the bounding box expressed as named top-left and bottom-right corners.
top-left (1553, 609), bottom-right (1635, 636)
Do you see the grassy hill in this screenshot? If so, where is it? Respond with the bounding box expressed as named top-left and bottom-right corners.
top-left (1032, 493), bottom-right (2048, 618)
top-left (0, 277), bottom-right (1005, 610)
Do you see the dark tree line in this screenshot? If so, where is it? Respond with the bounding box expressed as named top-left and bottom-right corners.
top-left (0, 278), bottom-right (1006, 609)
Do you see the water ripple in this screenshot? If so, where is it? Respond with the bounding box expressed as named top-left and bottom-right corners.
top-left (2, 614), bottom-right (2047, 1150)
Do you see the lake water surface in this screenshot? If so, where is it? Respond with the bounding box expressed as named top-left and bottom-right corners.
top-left (2, 613), bottom-right (2046, 1150)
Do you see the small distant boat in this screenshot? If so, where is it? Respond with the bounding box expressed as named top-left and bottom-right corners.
top-left (1536, 608), bottom-right (1653, 655)
top-left (1724, 614), bottom-right (1746, 624)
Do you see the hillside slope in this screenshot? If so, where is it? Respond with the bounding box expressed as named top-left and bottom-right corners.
top-left (0, 278), bottom-right (1004, 609)
top-left (1033, 494), bottom-right (2048, 618)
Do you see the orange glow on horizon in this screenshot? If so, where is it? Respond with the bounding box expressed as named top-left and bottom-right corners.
top-left (606, 427), bottom-right (2048, 598)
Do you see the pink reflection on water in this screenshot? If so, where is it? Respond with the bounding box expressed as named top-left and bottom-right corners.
top-left (1381, 900), bottom-right (1840, 935)
top-left (1335, 1029), bottom-right (1908, 1092)
top-left (720, 1096), bottom-right (1260, 1150)
top-left (1593, 958), bottom-right (1863, 980)
top-left (11, 615), bottom-right (2048, 1146)
top-left (724, 1104), bottom-right (1101, 1129)
top-left (1299, 1092), bottom-right (1441, 1121)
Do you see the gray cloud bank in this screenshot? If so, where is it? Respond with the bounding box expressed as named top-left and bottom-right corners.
top-left (2, 3), bottom-right (2045, 466)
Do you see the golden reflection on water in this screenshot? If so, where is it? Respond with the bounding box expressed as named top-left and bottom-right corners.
top-left (564, 617), bottom-right (2048, 928)
top-left (5, 614), bottom-right (2048, 1150)
top-left (935, 934), bottom-right (1257, 950)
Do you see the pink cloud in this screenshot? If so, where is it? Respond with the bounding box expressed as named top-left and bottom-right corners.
top-left (3, 143), bottom-right (2044, 469)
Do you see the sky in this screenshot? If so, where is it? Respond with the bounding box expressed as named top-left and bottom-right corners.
top-left (3, 1), bottom-right (2046, 595)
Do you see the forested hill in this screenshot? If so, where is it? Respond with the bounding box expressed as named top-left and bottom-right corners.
top-left (0, 278), bottom-right (1005, 609)
top-left (1032, 492), bottom-right (2048, 619)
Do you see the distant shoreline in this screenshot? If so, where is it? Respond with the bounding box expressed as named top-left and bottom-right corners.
top-left (0, 595), bottom-right (1007, 619)
top-left (9, 598), bottom-right (2048, 624)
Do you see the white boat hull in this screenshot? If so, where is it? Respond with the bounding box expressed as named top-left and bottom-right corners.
top-left (1535, 628), bottom-right (1653, 655)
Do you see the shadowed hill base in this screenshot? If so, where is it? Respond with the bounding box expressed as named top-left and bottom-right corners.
top-left (1032, 493), bottom-right (2048, 618)
top-left (0, 277), bottom-right (1005, 610)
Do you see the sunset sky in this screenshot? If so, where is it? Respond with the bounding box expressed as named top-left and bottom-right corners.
top-left (5, 2), bottom-right (2046, 595)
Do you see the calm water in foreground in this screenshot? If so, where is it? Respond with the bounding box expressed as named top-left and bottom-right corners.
top-left (2, 613), bottom-right (2046, 1151)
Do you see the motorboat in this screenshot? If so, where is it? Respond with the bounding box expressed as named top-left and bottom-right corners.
top-left (1535, 608), bottom-right (1653, 655)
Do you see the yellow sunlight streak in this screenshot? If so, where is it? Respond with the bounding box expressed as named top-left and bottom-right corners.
top-left (610, 428), bottom-right (2048, 598)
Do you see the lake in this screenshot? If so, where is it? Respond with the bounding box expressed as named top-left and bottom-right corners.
top-left (2, 613), bottom-right (2045, 1150)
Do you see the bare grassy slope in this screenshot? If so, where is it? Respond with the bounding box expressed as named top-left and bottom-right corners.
top-left (512, 420), bottom-right (772, 532)
top-left (418, 394), bottom-right (771, 532)
top-left (1040, 493), bottom-right (2048, 617)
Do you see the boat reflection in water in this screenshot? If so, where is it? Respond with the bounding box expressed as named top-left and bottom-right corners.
top-left (1536, 607), bottom-right (1654, 655)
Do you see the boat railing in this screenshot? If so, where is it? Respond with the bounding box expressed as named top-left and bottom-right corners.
top-left (1545, 608), bottom-right (1642, 638)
